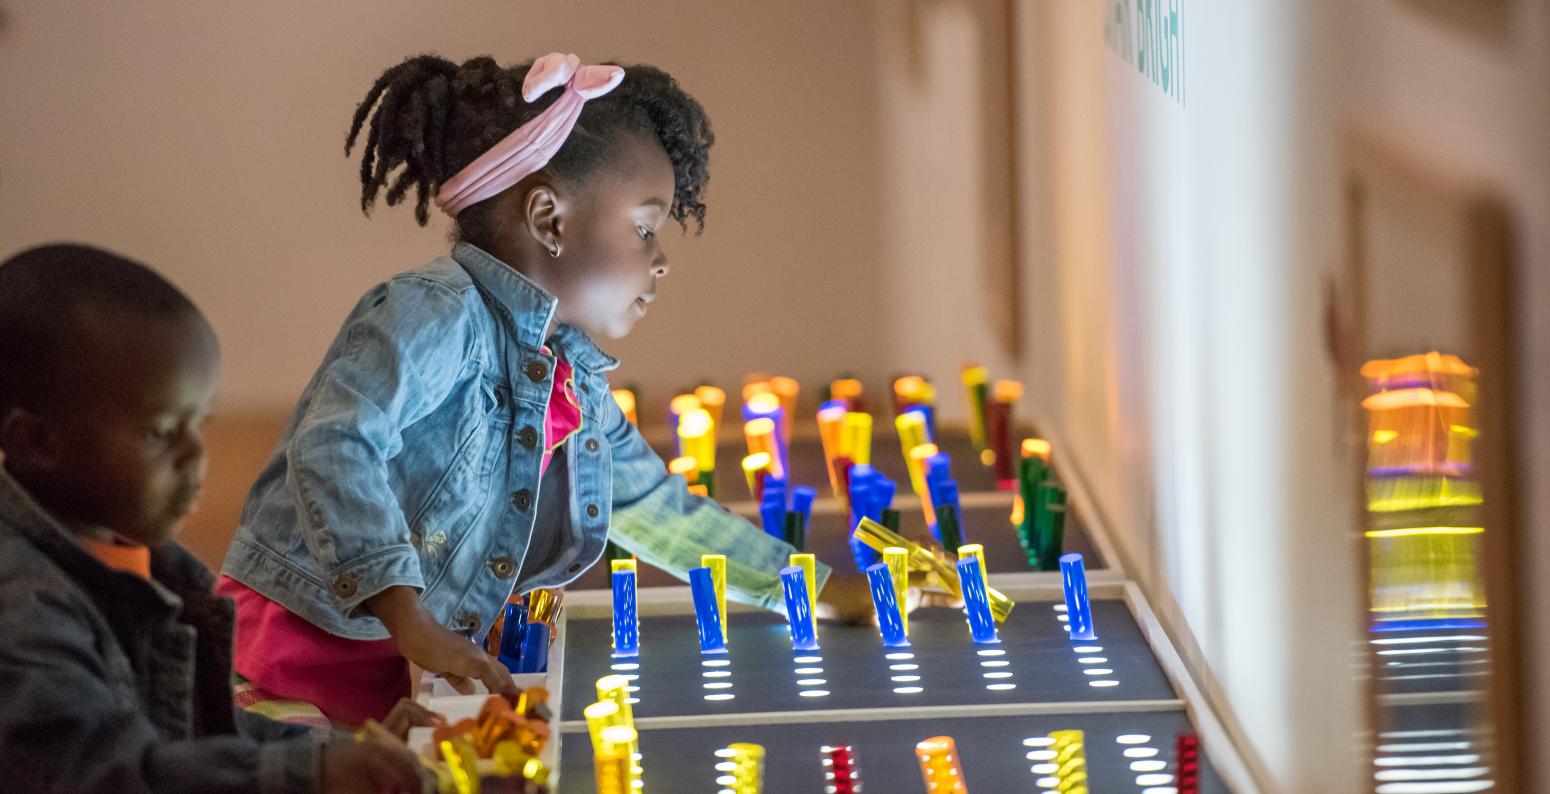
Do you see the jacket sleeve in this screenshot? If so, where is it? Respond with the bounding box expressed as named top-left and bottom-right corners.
top-left (285, 276), bottom-right (476, 617)
top-left (599, 391), bottom-right (832, 612)
top-left (0, 584), bottom-right (320, 794)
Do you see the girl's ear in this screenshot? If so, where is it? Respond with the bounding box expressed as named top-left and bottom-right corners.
top-left (522, 183), bottom-right (566, 257)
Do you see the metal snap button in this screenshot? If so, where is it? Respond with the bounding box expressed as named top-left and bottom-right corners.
top-left (579, 381), bottom-right (591, 393)
top-left (331, 574), bottom-right (358, 599)
top-left (586, 504), bottom-right (600, 518)
top-left (524, 360), bottom-right (549, 383)
top-left (510, 489), bottom-right (534, 511)
top-left (567, 563), bottom-right (582, 574)
top-left (585, 438), bottom-right (600, 452)
top-left (515, 426), bottom-right (539, 449)
top-left (491, 557), bottom-right (516, 578)
top-left (458, 613), bottom-right (480, 633)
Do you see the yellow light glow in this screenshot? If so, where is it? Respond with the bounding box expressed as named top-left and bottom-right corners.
top-left (611, 389), bottom-right (638, 425)
top-left (694, 385), bottom-right (726, 425)
top-left (1372, 429), bottom-right (1399, 444)
top-left (1021, 438), bottom-right (1052, 460)
top-left (992, 379), bottom-right (1024, 403)
top-left (670, 393), bottom-right (702, 417)
top-left (840, 412), bottom-right (873, 465)
top-left (668, 456), bottom-right (699, 477)
top-left (1361, 387), bottom-right (1469, 411)
top-left (1364, 526), bottom-right (1484, 538)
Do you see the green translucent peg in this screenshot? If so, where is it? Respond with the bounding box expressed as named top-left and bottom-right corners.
top-left (698, 470), bottom-right (716, 499)
top-left (881, 508), bottom-right (902, 534)
top-left (783, 511), bottom-right (806, 551)
top-left (1039, 502), bottom-right (1068, 571)
top-left (1032, 483), bottom-right (1067, 571)
top-left (605, 541), bottom-right (631, 563)
top-left (936, 504), bottom-right (964, 558)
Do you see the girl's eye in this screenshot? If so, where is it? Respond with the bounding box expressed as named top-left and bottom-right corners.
top-left (638, 226), bottom-right (655, 242)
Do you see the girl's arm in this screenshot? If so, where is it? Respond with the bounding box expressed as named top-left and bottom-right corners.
top-left (601, 393), bottom-right (832, 612)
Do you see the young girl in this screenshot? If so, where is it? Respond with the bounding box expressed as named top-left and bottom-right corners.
top-left (218, 52), bottom-right (833, 723)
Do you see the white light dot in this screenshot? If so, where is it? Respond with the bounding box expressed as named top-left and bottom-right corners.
top-left (1083, 668), bottom-right (1115, 676)
top-left (1062, 625), bottom-right (1071, 632)
top-left (1027, 750), bottom-right (1057, 761)
top-left (794, 667), bottom-right (824, 675)
top-left (1132, 760), bottom-right (1168, 772)
top-left (1053, 603), bottom-right (1068, 612)
top-left (702, 670), bottom-right (731, 678)
top-left (1089, 680), bottom-right (1121, 687)
top-left (714, 748), bottom-right (738, 758)
top-left (986, 683), bottom-right (1017, 691)
top-left (1136, 774), bottom-right (1175, 786)
top-left (983, 671), bottom-right (1014, 679)
top-left (890, 675), bottom-right (921, 682)
top-left (702, 659), bottom-right (731, 667)
top-left (1141, 789), bottom-right (1179, 794)
top-left (976, 648), bottom-right (1007, 656)
top-left (625, 697), bottom-right (640, 704)
top-left (886, 652), bottom-right (915, 660)
top-left (799, 689), bottom-right (831, 698)
top-left (1023, 737), bottom-right (1055, 747)
top-left (703, 693), bottom-right (736, 701)
top-left (715, 762), bottom-right (737, 772)
top-left (979, 660), bottom-right (1010, 668)
top-left (795, 655), bottom-right (823, 663)
top-left (610, 662), bottom-right (640, 671)
top-left (1035, 776), bottom-right (1059, 788)
top-left (1125, 748), bottom-right (1160, 758)
top-left (624, 685), bottom-right (640, 692)
top-left (1077, 657), bottom-right (1108, 664)
top-left (1116, 734), bottom-right (1153, 745)
top-left (1031, 763), bottom-right (1058, 774)
top-left (619, 673), bottom-right (640, 681)
top-left (716, 775), bottom-right (737, 786)
top-left (1074, 646), bottom-right (1103, 653)
top-left (1056, 614), bottom-right (1070, 622)
top-left (797, 678), bottom-right (827, 686)
top-left (889, 663), bottom-right (920, 671)
top-left (892, 686), bottom-right (923, 694)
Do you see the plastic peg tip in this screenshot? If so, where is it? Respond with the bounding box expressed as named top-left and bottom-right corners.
top-left (780, 565), bottom-right (819, 651)
top-left (956, 557), bottom-right (999, 644)
top-left (611, 569), bottom-right (639, 658)
top-left (865, 562), bottom-right (909, 647)
top-left (1059, 553), bottom-right (1098, 641)
top-left (689, 567), bottom-right (728, 653)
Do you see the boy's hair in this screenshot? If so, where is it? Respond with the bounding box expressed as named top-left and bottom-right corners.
top-left (345, 54), bottom-right (714, 239)
top-left (0, 243), bottom-right (203, 414)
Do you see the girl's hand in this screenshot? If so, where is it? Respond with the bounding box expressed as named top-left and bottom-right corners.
top-left (366, 586), bottom-right (517, 697)
top-left (380, 698), bottom-right (445, 740)
top-left (320, 738), bottom-right (427, 794)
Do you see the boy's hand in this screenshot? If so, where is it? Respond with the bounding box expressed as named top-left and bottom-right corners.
top-left (380, 698), bottom-right (445, 740)
top-left (814, 572), bottom-right (876, 625)
top-left (320, 738), bottom-right (427, 794)
top-left (366, 586), bottom-right (516, 697)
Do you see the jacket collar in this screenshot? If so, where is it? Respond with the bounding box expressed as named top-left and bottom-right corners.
top-left (451, 243), bottom-right (619, 374)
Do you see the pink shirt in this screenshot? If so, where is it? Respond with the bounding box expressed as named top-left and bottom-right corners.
top-left (224, 356), bottom-right (583, 724)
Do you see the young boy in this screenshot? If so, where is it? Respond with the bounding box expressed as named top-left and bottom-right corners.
top-left (0, 244), bottom-right (427, 793)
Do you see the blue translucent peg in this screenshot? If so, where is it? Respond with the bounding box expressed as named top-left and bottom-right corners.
top-left (611, 569), bottom-right (639, 658)
top-left (496, 602), bottom-right (529, 672)
top-left (514, 621), bottom-right (550, 673)
top-left (956, 557), bottom-right (1000, 644)
top-left (760, 492), bottom-right (787, 539)
top-left (690, 566), bottom-right (728, 653)
top-left (906, 404), bottom-right (937, 440)
top-left (792, 486), bottom-right (816, 529)
top-left (1059, 552), bottom-right (1098, 641)
top-left (780, 565), bottom-right (819, 651)
top-left (865, 562), bottom-right (910, 647)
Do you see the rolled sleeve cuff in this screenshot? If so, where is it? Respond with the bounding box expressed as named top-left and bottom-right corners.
top-left (256, 735), bottom-right (323, 794)
top-left (327, 545), bottom-right (425, 618)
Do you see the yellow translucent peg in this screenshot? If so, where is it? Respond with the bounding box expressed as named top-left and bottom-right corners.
top-left (669, 456), bottom-right (699, 479)
top-left (722, 743), bottom-right (766, 794)
top-left (702, 554), bottom-right (728, 642)
top-left (669, 393), bottom-right (702, 424)
top-left (584, 699), bottom-right (623, 751)
top-left (840, 412), bottom-right (873, 465)
top-left (1049, 730), bottom-right (1087, 792)
top-left (816, 405), bottom-right (849, 498)
top-left (439, 739), bottom-right (478, 794)
top-left (742, 452), bottom-right (773, 497)
top-left (1022, 438), bottom-right (1052, 460)
top-left (527, 588), bottom-right (561, 625)
top-left (896, 412), bottom-right (931, 490)
top-left (915, 735), bottom-right (968, 793)
top-left (790, 553), bottom-right (818, 616)
top-left (854, 518), bottom-right (1014, 622)
top-left (745, 417), bottom-right (782, 477)
top-left (678, 408), bottom-right (716, 473)
top-left (596, 675), bottom-right (634, 727)
top-left (594, 725), bottom-right (637, 794)
top-left (884, 546), bottom-right (909, 635)
top-left (909, 443), bottom-right (940, 520)
top-left (694, 385), bottom-right (726, 427)
top-left (957, 544), bottom-right (988, 590)
top-left (611, 558), bottom-right (637, 575)
top-left (612, 389), bottom-right (638, 426)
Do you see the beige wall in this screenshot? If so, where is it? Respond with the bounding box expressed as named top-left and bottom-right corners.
top-left (0, 0), bottom-right (890, 414)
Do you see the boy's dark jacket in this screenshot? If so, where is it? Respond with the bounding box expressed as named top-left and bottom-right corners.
top-left (0, 471), bottom-right (319, 793)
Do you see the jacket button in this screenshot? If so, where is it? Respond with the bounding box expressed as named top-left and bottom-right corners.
top-left (331, 574), bottom-right (359, 599)
top-left (515, 426), bottom-right (539, 449)
top-left (491, 557), bottom-right (516, 578)
top-left (586, 504), bottom-right (600, 518)
top-left (457, 613), bottom-right (480, 633)
top-left (586, 438), bottom-right (600, 452)
top-left (524, 360), bottom-right (549, 383)
top-left (510, 489), bottom-right (534, 511)
top-left (579, 381), bottom-right (591, 393)
top-left (567, 563), bottom-right (582, 574)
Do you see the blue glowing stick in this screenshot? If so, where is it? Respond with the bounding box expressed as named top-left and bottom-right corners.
top-left (792, 486), bottom-right (816, 529)
top-left (865, 562), bottom-right (909, 647)
top-left (1059, 552), bottom-right (1098, 641)
top-left (514, 621), bottom-right (550, 673)
top-left (956, 557), bottom-right (999, 644)
top-left (781, 565), bottom-right (819, 651)
top-left (690, 566), bottom-right (728, 653)
top-left (611, 569), bottom-right (639, 658)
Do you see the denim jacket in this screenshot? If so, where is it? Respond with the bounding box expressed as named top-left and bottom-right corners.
top-left (224, 243), bottom-right (828, 641)
top-left (0, 471), bottom-right (319, 793)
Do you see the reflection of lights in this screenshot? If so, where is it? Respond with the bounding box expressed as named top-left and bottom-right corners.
top-left (890, 663), bottom-right (920, 670)
top-left (1089, 680), bottom-right (1119, 688)
top-left (610, 662), bottom-right (640, 671)
top-left (1371, 635), bottom-right (1485, 645)
top-left (886, 652), bottom-right (915, 660)
top-left (1116, 735), bottom-right (1152, 744)
top-left (1035, 777), bottom-right (1059, 788)
top-left (1375, 784), bottom-right (1493, 793)
top-left (1023, 737), bottom-right (1056, 747)
top-left (1374, 768), bottom-right (1488, 782)
top-left (798, 689), bottom-right (831, 698)
top-left (982, 671), bottom-right (1013, 679)
top-left (702, 670), bottom-right (730, 678)
top-left (703, 693), bottom-right (735, 701)
top-left (1077, 656), bottom-right (1108, 663)
top-left (1376, 742), bottom-right (1471, 752)
top-left (1141, 788), bottom-right (1179, 794)
top-left (1136, 774), bottom-right (1175, 786)
top-left (1125, 748), bottom-right (1160, 758)
top-left (979, 660), bottom-right (1010, 668)
top-left (891, 675), bottom-right (921, 682)
top-left (1374, 755), bottom-right (1481, 767)
top-left (1082, 668), bottom-right (1115, 676)
top-left (1030, 763), bottom-right (1058, 774)
top-left (1376, 647), bottom-right (1486, 657)
top-left (796, 678), bottom-right (827, 686)
top-left (794, 655), bottom-right (823, 664)
top-left (892, 686), bottom-right (923, 694)
top-left (794, 667), bottom-right (823, 674)
top-left (977, 648), bottom-right (1007, 657)
top-left (1132, 760), bottom-right (1168, 772)
top-left (702, 682), bottom-right (733, 690)
top-left (1073, 646), bottom-right (1103, 653)
top-left (1026, 750), bottom-right (1056, 761)
top-left (1365, 526), bottom-right (1483, 539)
top-left (986, 683), bottom-right (1017, 691)
top-left (702, 659), bottom-right (731, 667)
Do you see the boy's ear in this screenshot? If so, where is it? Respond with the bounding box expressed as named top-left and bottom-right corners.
top-left (522, 183), bottom-right (566, 255)
top-left (0, 407), bottom-right (61, 472)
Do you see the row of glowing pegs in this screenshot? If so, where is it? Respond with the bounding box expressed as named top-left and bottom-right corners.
top-left (959, 365), bottom-right (1026, 488)
top-left (822, 744), bottom-right (862, 793)
top-left (913, 729), bottom-right (1088, 794)
top-left (715, 743), bottom-right (765, 794)
top-left (585, 676), bottom-right (643, 793)
top-left (667, 386), bottom-right (724, 498)
top-left (616, 551), bottom-right (822, 657)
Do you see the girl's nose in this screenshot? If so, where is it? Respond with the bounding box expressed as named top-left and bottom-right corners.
top-left (652, 249), bottom-right (670, 278)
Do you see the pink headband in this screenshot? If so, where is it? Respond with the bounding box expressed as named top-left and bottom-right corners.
top-left (434, 52), bottom-right (625, 218)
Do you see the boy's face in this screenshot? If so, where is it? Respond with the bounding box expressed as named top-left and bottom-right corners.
top-left (15, 309), bottom-right (219, 546)
top-left (538, 135), bottom-right (677, 340)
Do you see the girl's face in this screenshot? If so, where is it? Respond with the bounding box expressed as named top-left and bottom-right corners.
top-left (510, 135), bottom-right (677, 341)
